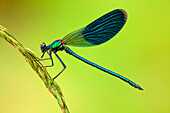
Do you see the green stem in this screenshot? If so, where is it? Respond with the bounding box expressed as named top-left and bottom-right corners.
top-left (0, 25), bottom-right (69, 113)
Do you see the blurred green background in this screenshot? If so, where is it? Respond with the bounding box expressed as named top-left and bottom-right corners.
top-left (0, 0), bottom-right (169, 113)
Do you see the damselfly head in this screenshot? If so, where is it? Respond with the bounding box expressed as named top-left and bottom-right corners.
top-left (40, 42), bottom-right (47, 53)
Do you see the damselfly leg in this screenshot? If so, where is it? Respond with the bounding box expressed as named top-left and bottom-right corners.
top-left (40, 50), bottom-right (66, 84)
top-left (40, 51), bottom-right (54, 67)
top-left (51, 52), bottom-right (66, 84)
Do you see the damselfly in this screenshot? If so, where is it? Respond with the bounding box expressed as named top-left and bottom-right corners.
top-left (40, 9), bottom-right (143, 90)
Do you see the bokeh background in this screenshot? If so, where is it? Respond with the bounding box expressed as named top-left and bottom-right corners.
top-left (0, 0), bottom-right (169, 113)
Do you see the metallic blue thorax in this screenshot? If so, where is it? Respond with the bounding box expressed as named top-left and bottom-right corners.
top-left (49, 40), bottom-right (64, 51)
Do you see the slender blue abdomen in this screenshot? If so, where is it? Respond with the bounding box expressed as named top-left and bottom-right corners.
top-left (65, 46), bottom-right (143, 90)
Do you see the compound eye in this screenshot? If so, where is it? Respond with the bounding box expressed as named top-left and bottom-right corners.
top-left (41, 42), bottom-right (46, 48)
top-left (40, 42), bottom-right (47, 52)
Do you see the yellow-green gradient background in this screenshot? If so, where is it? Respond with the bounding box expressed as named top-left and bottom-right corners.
top-left (0, 0), bottom-right (169, 113)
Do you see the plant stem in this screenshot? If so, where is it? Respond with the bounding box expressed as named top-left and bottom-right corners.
top-left (0, 25), bottom-right (69, 113)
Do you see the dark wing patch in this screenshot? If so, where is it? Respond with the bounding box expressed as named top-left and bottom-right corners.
top-left (62, 9), bottom-right (127, 47)
top-left (82, 9), bottom-right (127, 45)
